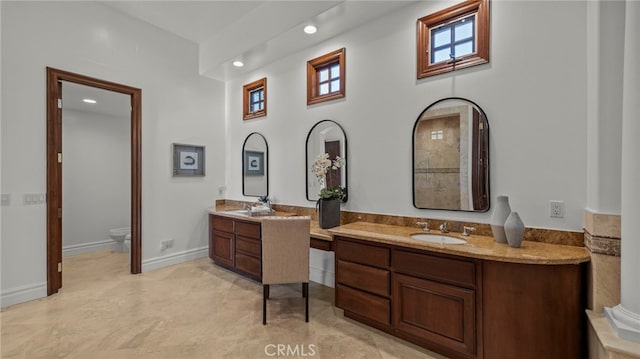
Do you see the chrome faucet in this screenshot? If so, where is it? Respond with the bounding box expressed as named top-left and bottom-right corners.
top-left (416, 221), bottom-right (430, 232)
top-left (461, 226), bottom-right (476, 236)
top-left (439, 222), bottom-right (450, 233)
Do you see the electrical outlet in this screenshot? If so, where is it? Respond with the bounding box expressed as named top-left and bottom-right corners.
top-left (160, 239), bottom-right (174, 251)
top-left (23, 193), bottom-right (46, 205)
top-left (218, 186), bottom-right (226, 195)
top-left (550, 201), bottom-right (564, 218)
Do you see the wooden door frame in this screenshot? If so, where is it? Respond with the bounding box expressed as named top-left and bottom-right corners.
top-left (46, 67), bottom-right (142, 295)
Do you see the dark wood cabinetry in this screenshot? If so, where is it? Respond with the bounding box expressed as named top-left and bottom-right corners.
top-left (209, 214), bottom-right (262, 281)
top-left (482, 260), bottom-right (585, 359)
top-left (393, 249), bottom-right (479, 358)
top-left (335, 237), bottom-right (391, 329)
top-left (334, 235), bottom-right (585, 359)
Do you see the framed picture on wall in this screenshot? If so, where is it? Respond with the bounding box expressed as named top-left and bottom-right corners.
top-left (172, 143), bottom-right (205, 176)
top-left (244, 150), bottom-right (264, 176)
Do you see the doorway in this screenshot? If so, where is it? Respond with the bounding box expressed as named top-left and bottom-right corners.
top-left (46, 67), bottom-right (142, 295)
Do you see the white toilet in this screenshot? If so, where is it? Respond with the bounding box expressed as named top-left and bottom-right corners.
top-left (109, 227), bottom-right (130, 253)
top-left (124, 234), bottom-right (131, 263)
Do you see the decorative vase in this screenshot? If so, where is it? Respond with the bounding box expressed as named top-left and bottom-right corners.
top-left (504, 211), bottom-right (525, 248)
top-left (318, 198), bottom-right (340, 229)
top-left (490, 195), bottom-right (511, 243)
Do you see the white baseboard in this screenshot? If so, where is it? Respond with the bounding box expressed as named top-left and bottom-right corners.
top-left (63, 239), bottom-right (116, 257)
top-left (142, 246), bottom-right (208, 273)
top-left (1, 282), bottom-right (47, 308)
top-left (310, 265), bottom-right (335, 288)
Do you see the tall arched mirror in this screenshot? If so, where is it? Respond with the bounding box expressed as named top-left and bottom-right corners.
top-left (306, 120), bottom-right (348, 202)
top-left (413, 97), bottom-right (489, 211)
top-left (242, 132), bottom-right (268, 197)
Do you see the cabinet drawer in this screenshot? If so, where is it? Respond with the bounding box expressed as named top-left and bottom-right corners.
top-left (236, 236), bottom-right (260, 257)
top-left (235, 253), bottom-right (261, 279)
top-left (393, 250), bottom-right (476, 288)
top-left (336, 238), bottom-right (390, 268)
top-left (236, 221), bottom-right (261, 239)
top-left (211, 215), bottom-right (234, 233)
top-left (336, 284), bottom-right (390, 326)
top-left (337, 260), bottom-right (390, 297)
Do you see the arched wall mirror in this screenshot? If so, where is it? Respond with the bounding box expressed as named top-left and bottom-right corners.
top-left (306, 120), bottom-right (348, 202)
top-left (412, 97), bottom-right (489, 211)
top-left (242, 132), bottom-right (269, 197)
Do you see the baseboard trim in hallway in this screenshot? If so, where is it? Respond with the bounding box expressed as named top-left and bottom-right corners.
top-left (62, 239), bottom-right (116, 257)
top-left (0, 282), bottom-right (47, 308)
top-left (142, 246), bottom-right (208, 272)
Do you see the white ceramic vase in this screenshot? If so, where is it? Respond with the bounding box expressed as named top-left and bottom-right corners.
top-left (490, 195), bottom-right (511, 243)
top-left (505, 211), bottom-right (525, 248)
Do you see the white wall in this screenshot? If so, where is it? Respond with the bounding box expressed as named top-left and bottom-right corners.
top-left (1, 2), bottom-right (226, 306)
top-left (225, 1), bottom-right (588, 232)
top-left (586, 0), bottom-right (624, 215)
top-left (62, 108), bottom-right (129, 253)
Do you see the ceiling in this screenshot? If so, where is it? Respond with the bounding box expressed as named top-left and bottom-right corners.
top-left (62, 81), bottom-right (131, 118)
top-left (101, 1), bottom-right (418, 81)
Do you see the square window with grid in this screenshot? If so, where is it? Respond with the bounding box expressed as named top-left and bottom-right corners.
top-left (242, 77), bottom-right (267, 120)
top-left (249, 88), bottom-right (264, 113)
top-left (417, 0), bottom-right (489, 79)
top-left (430, 14), bottom-right (476, 64)
top-left (317, 63), bottom-right (341, 96)
top-left (307, 48), bottom-right (345, 105)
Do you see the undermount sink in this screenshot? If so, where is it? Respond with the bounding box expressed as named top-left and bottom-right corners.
top-left (224, 207), bottom-right (275, 217)
top-left (225, 209), bottom-right (249, 216)
top-left (410, 233), bottom-right (467, 245)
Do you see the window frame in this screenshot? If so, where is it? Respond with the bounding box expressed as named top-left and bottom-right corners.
top-left (417, 0), bottom-right (489, 79)
top-left (307, 48), bottom-right (346, 105)
top-left (242, 77), bottom-right (267, 120)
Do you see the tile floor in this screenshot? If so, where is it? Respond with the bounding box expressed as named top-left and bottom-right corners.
top-left (1, 251), bottom-right (444, 358)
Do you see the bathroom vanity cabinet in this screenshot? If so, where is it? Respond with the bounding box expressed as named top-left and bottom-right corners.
top-left (335, 238), bottom-right (392, 328)
top-left (209, 214), bottom-right (262, 281)
top-left (334, 234), bottom-right (586, 359)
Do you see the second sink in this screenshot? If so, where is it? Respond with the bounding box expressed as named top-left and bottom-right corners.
top-left (410, 233), bottom-right (467, 245)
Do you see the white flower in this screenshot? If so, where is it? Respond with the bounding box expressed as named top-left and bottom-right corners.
top-left (312, 153), bottom-right (345, 183)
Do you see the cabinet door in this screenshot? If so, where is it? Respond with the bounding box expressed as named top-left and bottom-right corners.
top-left (393, 273), bottom-right (476, 357)
top-left (211, 229), bottom-right (234, 268)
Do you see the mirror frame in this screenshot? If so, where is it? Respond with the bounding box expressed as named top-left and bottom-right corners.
top-left (242, 132), bottom-right (269, 197)
top-left (412, 97), bottom-right (490, 212)
top-left (305, 119), bottom-right (348, 202)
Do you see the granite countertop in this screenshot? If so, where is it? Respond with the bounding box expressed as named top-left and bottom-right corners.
top-left (328, 221), bottom-right (590, 265)
top-left (207, 206), bottom-right (296, 222)
top-left (208, 206), bottom-right (332, 242)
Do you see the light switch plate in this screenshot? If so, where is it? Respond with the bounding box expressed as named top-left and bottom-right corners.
top-left (1, 194), bottom-right (10, 206)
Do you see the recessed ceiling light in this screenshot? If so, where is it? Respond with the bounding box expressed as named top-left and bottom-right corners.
top-left (233, 60), bottom-right (244, 67)
top-left (304, 25), bottom-right (317, 34)
top-left (83, 98), bottom-right (97, 104)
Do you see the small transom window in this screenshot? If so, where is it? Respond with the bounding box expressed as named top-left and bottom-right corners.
top-left (431, 14), bottom-right (476, 64)
top-left (249, 88), bottom-right (264, 112)
top-left (318, 63), bottom-right (341, 96)
top-left (307, 48), bottom-right (345, 105)
top-left (243, 77), bottom-right (267, 120)
top-left (417, 0), bottom-right (489, 79)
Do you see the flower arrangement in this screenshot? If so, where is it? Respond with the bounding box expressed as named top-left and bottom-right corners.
top-left (312, 153), bottom-right (347, 201)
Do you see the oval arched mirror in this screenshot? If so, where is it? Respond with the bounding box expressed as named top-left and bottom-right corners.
top-left (242, 132), bottom-right (268, 197)
top-left (306, 120), bottom-right (348, 202)
top-left (413, 98), bottom-right (489, 211)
